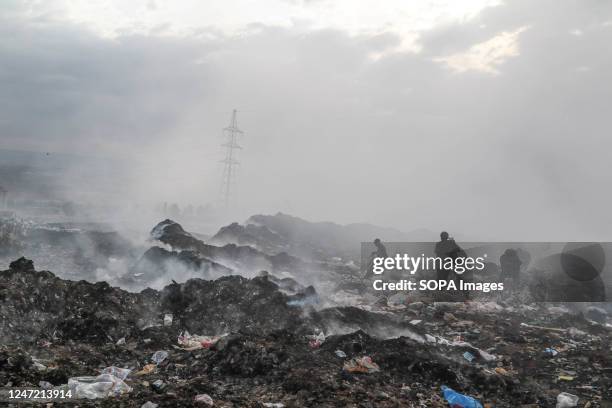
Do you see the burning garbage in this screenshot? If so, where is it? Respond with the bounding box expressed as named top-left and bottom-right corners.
top-left (0, 217), bottom-right (610, 406)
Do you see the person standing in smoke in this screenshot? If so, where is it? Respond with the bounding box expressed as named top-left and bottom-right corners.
top-left (364, 238), bottom-right (388, 279)
top-left (371, 238), bottom-right (391, 306)
top-left (500, 248), bottom-right (522, 291)
top-left (373, 238), bottom-right (388, 258)
top-left (435, 231), bottom-right (470, 300)
top-left (434, 231), bottom-right (459, 280)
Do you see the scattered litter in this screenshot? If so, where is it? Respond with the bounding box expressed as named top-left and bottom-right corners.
top-left (136, 364), bottom-right (156, 376)
top-left (308, 332), bottom-right (326, 349)
top-left (463, 351), bottom-right (475, 362)
top-left (141, 402), bottom-right (158, 408)
top-left (68, 373), bottom-right (132, 399)
top-left (194, 393), bottom-right (214, 405)
top-left (1, 235), bottom-right (609, 407)
top-left (444, 312), bottom-right (457, 322)
top-left (409, 319), bottom-right (422, 325)
top-left (441, 385), bottom-right (483, 408)
top-left (178, 332), bottom-right (227, 350)
top-left (545, 347), bottom-right (559, 357)
top-left (476, 349), bottom-right (497, 362)
top-left (33, 361), bottom-right (46, 371)
top-left (163, 313), bottom-right (173, 326)
top-left (263, 403), bottom-right (285, 408)
top-left (495, 367), bottom-right (509, 376)
top-left (151, 379), bottom-right (166, 392)
top-left (101, 366), bottom-right (131, 380)
top-left (38, 340), bottom-right (52, 348)
top-left (151, 350), bottom-right (168, 364)
top-left (343, 356), bottom-right (380, 374)
top-left (556, 392), bottom-right (579, 408)
top-left (568, 327), bottom-right (587, 337)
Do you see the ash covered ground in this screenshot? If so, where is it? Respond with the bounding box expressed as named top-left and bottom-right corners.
top-left (0, 214), bottom-right (611, 407)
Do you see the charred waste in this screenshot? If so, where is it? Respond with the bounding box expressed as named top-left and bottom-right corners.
top-left (0, 214), bottom-right (610, 407)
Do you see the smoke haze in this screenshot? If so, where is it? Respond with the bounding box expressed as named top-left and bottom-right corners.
top-left (1, 0), bottom-right (612, 239)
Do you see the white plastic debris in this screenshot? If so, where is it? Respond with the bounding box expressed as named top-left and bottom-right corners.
top-left (425, 334), bottom-right (497, 362)
top-left (101, 366), bottom-right (131, 380)
top-left (33, 361), bottom-right (47, 371)
top-left (141, 402), bottom-right (159, 408)
top-left (343, 356), bottom-right (380, 373)
top-left (163, 314), bottom-right (173, 326)
top-left (178, 332), bottom-right (227, 350)
top-left (68, 373), bottom-right (132, 399)
top-left (335, 350), bottom-right (347, 358)
top-left (116, 337), bottom-right (126, 346)
top-left (194, 393), bottom-right (214, 405)
top-left (556, 392), bottom-right (579, 408)
top-left (409, 319), bottom-right (422, 325)
top-left (477, 349), bottom-right (497, 362)
top-left (151, 350), bottom-right (169, 365)
top-left (567, 327), bottom-right (587, 337)
top-left (263, 403), bottom-right (285, 408)
top-left (308, 332), bottom-right (326, 348)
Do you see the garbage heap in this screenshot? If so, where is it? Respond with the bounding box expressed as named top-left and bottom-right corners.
top-left (1, 256), bottom-right (611, 407)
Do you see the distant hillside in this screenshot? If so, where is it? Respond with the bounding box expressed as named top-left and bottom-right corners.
top-left (211, 212), bottom-right (435, 261)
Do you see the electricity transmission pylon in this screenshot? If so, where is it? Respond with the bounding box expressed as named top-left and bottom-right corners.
top-left (220, 109), bottom-right (243, 208)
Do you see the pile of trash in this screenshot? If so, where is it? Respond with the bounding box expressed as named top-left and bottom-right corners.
top-left (0, 258), bottom-right (311, 346)
top-left (1, 213), bottom-right (611, 407)
top-left (1, 255), bottom-right (610, 406)
top-left (211, 212), bottom-right (415, 261)
top-left (0, 218), bottom-right (136, 283)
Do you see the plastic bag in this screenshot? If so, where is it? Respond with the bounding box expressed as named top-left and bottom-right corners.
top-left (178, 331), bottom-right (227, 350)
top-left (68, 373), bottom-right (132, 399)
top-left (101, 366), bottom-right (131, 380)
top-left (556, 392), bottom-right (579, 408)
top-left (151, 350), bottom-right (168, 364)
top-left (308, 332), bottom-right (326, 349)
top-left (441, 386), bottom-right (483, 408)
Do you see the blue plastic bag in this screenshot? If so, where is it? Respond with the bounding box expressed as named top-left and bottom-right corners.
top-left (441, 386), bottom-right (484, 408)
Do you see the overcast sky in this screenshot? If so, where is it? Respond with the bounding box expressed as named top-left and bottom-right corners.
top-left (1, 0), bottom-right (611, 239)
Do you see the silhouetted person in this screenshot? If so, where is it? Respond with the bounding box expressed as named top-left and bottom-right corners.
top-left (372, 238), bottom-right (388, 258)
top-left (364, 238), bottom-right (388, 279)
top-left (434, 231), bottom-right (460, 280)
top-left (500, 248), bottom-right (522, 291)
top-left (435, 231), bottom-right (471, 300)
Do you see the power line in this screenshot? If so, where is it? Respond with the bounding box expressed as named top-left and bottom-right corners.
top-left (220, 109), bottom-right (243, 208)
